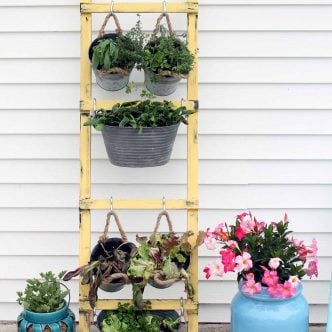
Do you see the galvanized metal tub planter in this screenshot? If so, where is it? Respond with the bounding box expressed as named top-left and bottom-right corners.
top-left (101, 122), bottom-right (180, 167)
top-left (17, 301), bottom-right (76, 332)
top-left (144, 68), bottom-right (181, 96)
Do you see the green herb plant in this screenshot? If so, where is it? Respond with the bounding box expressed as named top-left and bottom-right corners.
top-left (84, 90), bottom-right (194, 133)
top-left (92, 17), bottom-right (145, 72)
top-left (17, 271), bottom-right (69, 313)
top-left (100, 303), bottom-right (181, 332)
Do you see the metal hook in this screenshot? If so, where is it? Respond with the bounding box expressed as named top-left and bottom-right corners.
top-left (180, 297), bottom-right (185, 319)
top-left (163, 0), bottom-right (167, 16)
top-left (110, 196), bottom-right (113, 211)
top-left (162, 196), bottom-right (166, 211)
top-left (89, 98), bottom-right (96, 118)
top-left (181, 98), bottom-right (185, 107)
top-left (110, 0), bottom-right (114, 16)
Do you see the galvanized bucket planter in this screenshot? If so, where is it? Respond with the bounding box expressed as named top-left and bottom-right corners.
top-left (144, 69), bottom-right (181, 96)
top-left (101, 123), bottom-right (180, 167)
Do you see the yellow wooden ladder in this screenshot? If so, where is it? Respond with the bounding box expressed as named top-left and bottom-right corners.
top-left (79, 1), bottom-right (199, 331)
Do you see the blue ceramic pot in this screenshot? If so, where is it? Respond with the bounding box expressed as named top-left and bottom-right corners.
top-left (17, 301), bottom-right (75, 332)
top-left (231, 283), bottom-right (309, 332)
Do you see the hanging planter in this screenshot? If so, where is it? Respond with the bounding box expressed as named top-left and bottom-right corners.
top-left (17, 272), bottom-right (76, 332)
top-left (88, 13), bottom-right (144, 91)
top-left (63, 210), bottom-right (136, 308)
top-left (84, 98), bottom-right (194, 168)
top-left (141, 14), bottom-right (194, 96)
top-left (127, 209), bottom-right (204, 308)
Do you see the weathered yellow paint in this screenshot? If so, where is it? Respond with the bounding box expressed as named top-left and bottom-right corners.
top-left (80, 198), bottom-right (198, 210)
top-left (80, 99), bottom-right (196, 113)
top-left (81, 2), bottom-right (198, 14)
top-left (187, 10), bottom-right (199, 332)
top-left (80, 299), bottom-right (198, 311)
top-left (79, 2), bottom-right (199, 331)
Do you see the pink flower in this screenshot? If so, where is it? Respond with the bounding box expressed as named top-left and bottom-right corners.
top-left (288, 275), bottom-right (300, 288)
top-left (204, 236), bottom-right (217, 250)
top-left (253, 217), bottom-right (265, 233)
top-left (220, 248), bottom-right (236, 273)
top-left (237, 212), bottom-right (255, 233)
top-left (234, 252), bottom-right (253, 272)
top-left (203, 260), bottom-right (225, 280)
top-left (226, 240), bottom-right (240, 251)
top-left (242, 279), bottom-right (262, 296)
top-left (212, 222), bottom-right (228, 241)
top-left (306, 260), bottom-right (318, 278)
top-left (268, 257), bottom-right (282, 270)
top-left (267, 283), bottom-right (282, 298)
top-left (262, 269), bottom-right (279, 286)
top-left (235, 226), bottom-right (246, 241)
top-left (278, 280), bottom-right (296, 299)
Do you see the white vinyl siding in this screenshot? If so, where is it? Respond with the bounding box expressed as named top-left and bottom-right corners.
top-left (0, 0), bottom-right (331, 323)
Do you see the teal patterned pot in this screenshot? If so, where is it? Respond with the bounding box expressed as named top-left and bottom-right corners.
top-left (17, 301), bottom-right (75, 332)
top-left (231, 283), bottom-right (309, 332)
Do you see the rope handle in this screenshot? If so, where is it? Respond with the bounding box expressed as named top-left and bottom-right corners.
top-left (152, 210), bottom-right (174, 236)
top-left (59, 281), bottom-right (71, 308)
top-left (99, 211), bottom-right (128, 242)
top-left (98, 13), bottom-right (123, 38)
top-left (151, 13), bottom-right (174, 41)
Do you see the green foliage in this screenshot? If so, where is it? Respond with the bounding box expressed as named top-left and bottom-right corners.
top-left (141, 33), bottom-right (194, 76)
top-left (92, 18), bottom-right (145, 71)
top-left (101, 303), bottom-right (181, 332)
top-left (16, 271), bottom-right (69, 313)
top-left (84, 97), bottom-right (194, 133)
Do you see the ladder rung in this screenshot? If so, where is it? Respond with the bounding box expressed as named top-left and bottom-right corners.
top-left (79, 299), bottom-right (198, 310)
top-left (80, 198), bottom-right (198, 210)
top-left (80, 2), bottom-right (198, 14)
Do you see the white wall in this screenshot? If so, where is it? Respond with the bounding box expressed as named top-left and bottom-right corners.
top-left (0, 0), bottom-right (331, 323)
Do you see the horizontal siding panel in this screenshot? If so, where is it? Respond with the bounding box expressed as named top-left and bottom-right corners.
top-left (4, 109), bottom-right (332, 135)
top-left (0, 208), bottom-right (331, 233)
top-left (2, 32), bottom-right (332, 59)
top-left (3, 109), bottom-right (332, 135)
top-left (2, 84), bottom-right (332, 110)
top-left (4, 58), bottom-right (332, 84)
top-left (1, 256), bottom-right (330, 280)
top-left (3, 6), bottom-right (332, 32)
top-left (2, 134), bottom-right (332, 160)
top-left (3, 160), bottom-right (332, 185)
top-left (2, 184), bottom-right (332, 210)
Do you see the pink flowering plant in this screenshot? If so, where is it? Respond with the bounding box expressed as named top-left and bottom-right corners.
top-left (203, 212), bottom-right (318, 299)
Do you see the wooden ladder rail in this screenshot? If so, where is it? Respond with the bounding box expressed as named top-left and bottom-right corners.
top-left (79, 2), bottom-right (199, 331)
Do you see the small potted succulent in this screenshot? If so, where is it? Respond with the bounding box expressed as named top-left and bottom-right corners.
top-left (127, 210), bottom-right (204, 308)
top-left (89, 14), bottom-right (144, 91)
top-left (140, 14), bottom-right (194, 96)
top-left (84, 90), bottom-right (194, 168)
top-left (97, 303), bottom-right (181, 332)
top-left (17, 271), bottom-right (75, 332)
top-left (63, 211), bottom-right (136, 308)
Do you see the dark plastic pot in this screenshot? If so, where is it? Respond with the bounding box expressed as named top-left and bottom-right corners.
top-left (89, 33), bottom-right (132, 91)
top-left (101, 123), bottom-right (180, 168)
top-left (91, 238), bottom-right (136, 292)
top-left (17, 301), bottom-right (76, 332)
top-left (97, 309), bottom-right (180, 331)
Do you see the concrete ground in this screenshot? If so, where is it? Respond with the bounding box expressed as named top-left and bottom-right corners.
top-left (0, 323), bottom-right (326, 331)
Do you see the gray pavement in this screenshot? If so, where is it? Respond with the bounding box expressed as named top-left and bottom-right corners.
top-left (0, 323), bottom-right (326, 331)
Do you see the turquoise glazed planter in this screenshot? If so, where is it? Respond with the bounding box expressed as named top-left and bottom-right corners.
top-left (17, 301), bottom-right (75, 332)
top-left (231, 283), bottom-right (308, 332)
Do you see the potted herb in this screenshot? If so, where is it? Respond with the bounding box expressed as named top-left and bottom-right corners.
top-left (127, 210), bottom-right (204, 308)
top-left (140, 14), bottom-right (194, 96)
top-left (84, 91), bottom-right (194, 168)
top-left (17, 271), bottom-right (75, 332)
top-left (89, 14), bottom-right (144, 91)
top-left (63, 211), bottom-right (136, 308)
top-left (203, 212), bottom-right (318, 332)
top-left (97, 303), bottom-right (181, 332)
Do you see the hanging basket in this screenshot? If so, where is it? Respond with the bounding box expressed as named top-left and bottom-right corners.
top-left (91, 211), bottom-right (136, 292)
top-left (88, 14), bottom-right (132, 91)
top-left (143, 14), bottom-right (184, 96)
top-left (101, 122), bottom-right (180, 168)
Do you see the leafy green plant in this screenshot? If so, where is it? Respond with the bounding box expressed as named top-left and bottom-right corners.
top-left (17, 271), bottom-right (69, 313)
top-left (84, 92), bottom-right (194, 133)
top-left (100, 303), bottom-right (181, 332)
top-left (92, 18), bottom-right (145, 71)
top-left (140, 28), bottom-right (194, 76)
